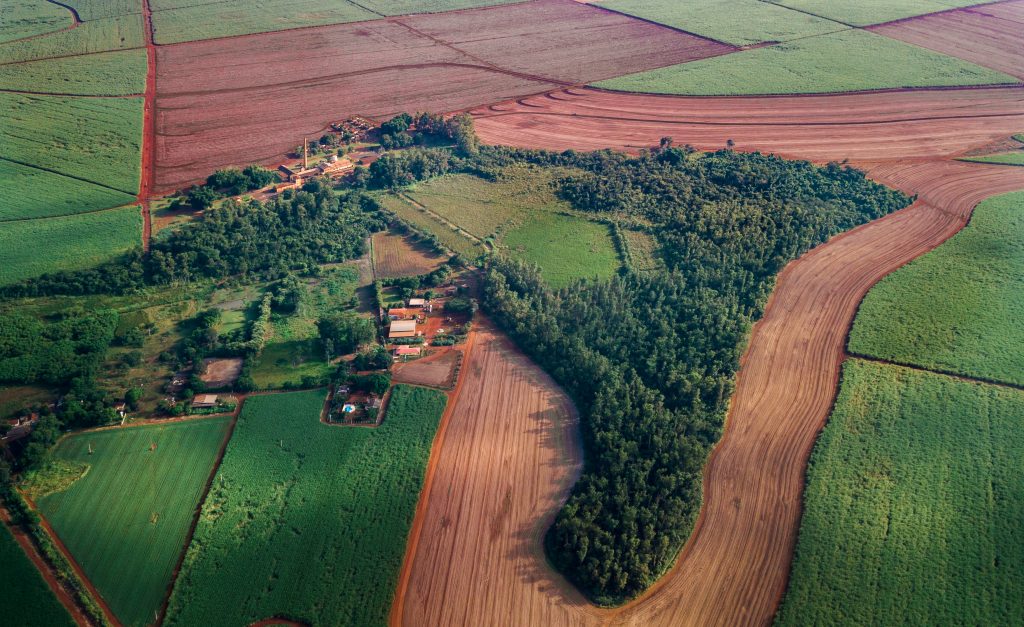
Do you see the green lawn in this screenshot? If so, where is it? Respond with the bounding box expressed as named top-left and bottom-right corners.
top-left (849, 191), bottom-right (1024, 386)
top-left (1, 94), bottom-right (143, 195)
top-left (0, 523), bottom-right (75, 627)
top-left (0, 0), bottom-right (72, 44)
top-left (0, 14), bottom-right (145, 63)
top-left (960, 152), bottom-right (1024, 166)
top-left (0, 48), bottom-right (146, 95)
top-left (33, 418), bottom-right (232, 627)
top-left (768, 0), bottom-right (992, 26)
top-left (0, 160), bottom-right (136, 221)
top-left (165, 386), bottom-right (448, 627)
top-left (778, 359), bottom-right (1024, 625)
top-left (594, 29), bottom-right (1016, 95)
top-left (0, 206), bottom-right (142, 286)
top-left (602, 0), bottom-right (843, 46)
top-left (503, 212), bottom-right (620, 288)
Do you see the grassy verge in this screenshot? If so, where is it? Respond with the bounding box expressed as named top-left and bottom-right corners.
top-left (165, 386), bottom-right (448, 627)
top-left (778, 359), bottom-right (1024, 625)
top-left (849, 191), bottom-right (1024, 386)
top-left (31, 418), bottom-right (232, 627)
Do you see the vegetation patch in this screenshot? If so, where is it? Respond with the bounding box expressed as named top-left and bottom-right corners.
top-left (165, 386), bottom-right (448, 627)
top-left (778, 359), bottom-right (1024, 625)
top-left (768, 0), bottom-right (992, 27)
top-left (594, 29), bottom-right (1016, 95)
top-left (0, 48), bottom-right (147, 96)
top-left (0, 523), bottom-right (75, 627)
top-left (20, 460), bottom-right (89, 500)
top-left (378, 193), bottom-right (483, 259)
top-left (850, 190), bottom-right (1024, 386)
top-left (0, 14), bottom-right (145, 63)
top-left (0, 206), bottom-right (142, 286)
top-left (959, 152), bottom-right (1024, 166)
top-left (35, 417), bottom-right (232, 627)
top-left (602, 0), bottom-right (843, 46)
top-left (503, 213), bottom-right (620, 288)
top-left (0, 160), bottom-right (136, 221)
top-left (0, 0), bottom-right (73, 43)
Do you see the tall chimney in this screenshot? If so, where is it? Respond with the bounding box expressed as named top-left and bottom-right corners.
top-left (303, 137), bottom-right (309, 170)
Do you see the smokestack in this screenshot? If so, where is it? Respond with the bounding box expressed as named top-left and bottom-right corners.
top-left (303, 137), bottom-right (309, 170)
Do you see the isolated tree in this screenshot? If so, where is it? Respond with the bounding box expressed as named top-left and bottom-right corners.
top-left (317, 313), bottom-right (374, 356)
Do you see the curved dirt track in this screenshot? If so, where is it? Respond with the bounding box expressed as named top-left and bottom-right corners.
top-left (396, 87), bottom-right (1024, 627)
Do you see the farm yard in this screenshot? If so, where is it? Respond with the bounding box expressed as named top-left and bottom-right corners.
top-left (849, 190), bottom-right (1024, 386)
top-left (29, 417), bottom-right (232, 627)
top-left (778, 359), bottom-right (1024, 625)
top-left (0, 522), bottom-right (75, 627)
top-left (372, 230), bottom-right (448, 278)
top-left (165, 386), bottom-right (447, 627)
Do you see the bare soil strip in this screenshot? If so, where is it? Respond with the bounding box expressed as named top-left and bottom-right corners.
top-left (139, 0), bottom-right (157, 250)
top-left (394, 88), bottom-right (1024, 626)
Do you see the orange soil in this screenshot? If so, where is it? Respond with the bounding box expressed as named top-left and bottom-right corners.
top-left (392, 349), bottom-right (459, 389)
top-left (139, 0), bottom-right (156, 250)
top-left (372, 231), bottom-right (447, 278)
top-left (394, 87), bottom-right (1024, 627)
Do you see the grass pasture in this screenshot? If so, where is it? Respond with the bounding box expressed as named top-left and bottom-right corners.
top-left (165, 386), bottom-right (448, 627)
top-left (0, 206), bottom-right (142, 286)
top-left (595, 29), bottom-right (1016, 95)
top-left (0, 523), bottom-right (75, 627)
top-left (0, 159), bottom-right (136, 221)
top-left (602, 0), bottom-right (842, 46)
top-left (778, 359), bottom-right (1024, 625)
top-left (1, 93), bottom-right (143, 195)
top-left (503, 212), bottom-right (619, 288)
top-left (0, 14), bottom-right (145, 63)
top-left (0, 0), bottom-right (73, 44)
top-left (767, 0), bottom-right (992, 26)
top-left (849, 191), bottom-right (1024, 386)
top-left (0, 48), bottom-right (146, 95)
top-left (33, 417), bottom-right (232, 627)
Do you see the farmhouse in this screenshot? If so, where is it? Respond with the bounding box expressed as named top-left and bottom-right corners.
top-left (389, 319), bottom-right (418, 339)
top-left (395, 346), bottom-right (422, 357)
top-left (191, 394), bottom-right (219, 409)
top-left (408, 298), bottom-right (426, 308)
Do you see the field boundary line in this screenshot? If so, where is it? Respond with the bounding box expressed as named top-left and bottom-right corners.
top-left (0, 87), bottom-right (143, 97)
top-left (0, 156), bottom-right (139, 197)
top-left (0, 0), bottom-right (81, 47)
top-left (846, 353), bottom-right (1024, 391)
top-left (0, 47), bottom-right (147, 69)
top-left (139, 0), bottom-right (157, 250)
top-left (866, 0), bottom-right (1021, 28)
top-left (579, 0), bottom-right (742, 49)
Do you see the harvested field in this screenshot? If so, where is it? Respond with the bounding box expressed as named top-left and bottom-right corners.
top-left (397, 88), bottom-right (1024, 625)
top-left (471, 86), bottom-right (1024, 163)
top-left (152, 0), bottom-right (729, 190)
top-left (200, 357), bottom-right (244, 388)
top-left (392, 349), bottom-right (460, 388)
top-left (871, 1), bottom-right (1024, 80)
top-left (373, 230), bottom-right (448, 278)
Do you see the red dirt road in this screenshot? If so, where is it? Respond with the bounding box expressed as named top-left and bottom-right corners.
top-left (870, 1), bottom-right (1024, 81)
top-left (152, 0), bottom-right (730, 191)
top-left (139, 0), bottom-right (156, 250)
top-left (395, 88), bottom-right (1024, 627)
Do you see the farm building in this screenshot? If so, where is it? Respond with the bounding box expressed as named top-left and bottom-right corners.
top-left (408, 298), bottom-right (426, 307)
top-left (191, 394), bottom-right (219, 409)
top-left (395, 346), bottom-right (422, 357)
top-left (389, 319), bottom-right (417, 339)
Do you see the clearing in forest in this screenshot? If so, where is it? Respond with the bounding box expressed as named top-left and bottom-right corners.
top-left (165, 386), bottom-right (447, 627)
top-left (849, 190), bottom-right (1024, 386)
top-left (778, 359), bottom-right (1024, 625)
top-left (29, 417), bottom-right (232, 627)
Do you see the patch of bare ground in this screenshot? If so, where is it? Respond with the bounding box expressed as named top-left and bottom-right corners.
top-left (373, 230), bottom-right (447, 278)
top-left (392, 348), bottom-right (460, 389)
top-left (200, 357), bottom-right (243, 388)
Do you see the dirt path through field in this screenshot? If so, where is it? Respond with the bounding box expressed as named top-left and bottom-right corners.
top-left (138, 0), bottom-right (157, 250)
top-left (395, 87), bottom-right (1024, 626)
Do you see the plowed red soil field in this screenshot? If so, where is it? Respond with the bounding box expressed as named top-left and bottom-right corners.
top-left (393, 87), bottom-right (1024, 627)
top-left (871, 1), bottom-right (1024, 81)
top-left (152, 0), bottom-right (731, 191)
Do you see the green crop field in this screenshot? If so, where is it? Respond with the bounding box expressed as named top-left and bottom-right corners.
top-left (960, 152), bottom-right (1024, 166)
top-left (0, 49), bottom-right (146, 95)
top-left (0, 523), bottom-right (75, 627)
top-left (62, 0), bottom-right (141, 21)
top-left (849, 191), bottom-right (1024, 386)
top-left (602, 0), bottom-right (843, 46)
top-left (0, 0), bottom-right (73, 44)
top-left (0, 14), bottom-right (145, 64)
top-left (1, 94), bottom-right (143, 195)
top-left (0, 206), bottom-right (142, 286)
top-left (0, 160), bottom-right (136, 221)
top-left (503, 211), bottom-right (620, 288)
top-left (32, 418), bottom-right (232, 627)
top-left (595, 29), bottom-right (1016, 95)
top-left (778, 359), bottom-right (1024, 625)
top-left (165, 386), bottom-right (448, 627)
top-left (768, 0), bottom-right (991, 27)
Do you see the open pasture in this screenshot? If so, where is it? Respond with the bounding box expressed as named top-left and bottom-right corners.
top-left (0, 48), bottom-right (146, 95)
top-left (372, 230), bottom-right (448, 278)
top-left (0, 0), bottom-right (72, 44)
top-left (0, 14), bottom-right (145, 64)
top-left (165, 386), bottom-right (447, 627)
top-left (503, 212), bottom-right (619, 288)
top-left (0, 522), bottom-right (75, 627)
top-left (0, 206), bottom-right (142, 286)
top-left (849, 190), bottom-right (1024, 386)
top-left (768, 0), bottom-right (993, 26)
top-left (871, 1), bottom-right (1024, 80)
top-left (778, 359), bottom-right (1024, 625)
top-left (1, 94), bottom-right (143, 195)
top-left (34, 417), bottom-right (232, 627)
top-left (601, 0), bottom-right (843, 46)
top-left (0, 159), bottom-right (136, 221)
top-left (595, 28), bottom-right (1016, 95)
top-left (153, 0), bottom-right (726, 190)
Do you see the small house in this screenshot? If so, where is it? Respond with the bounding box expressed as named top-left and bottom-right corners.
top-left (191, 394), bottom-right (219, 409)
top-left (394, 346), bottom-right (422, 357)
top-left (408, 298), bottom-right (426, 308)
top-left (389, 319), bottom-right (417, 339)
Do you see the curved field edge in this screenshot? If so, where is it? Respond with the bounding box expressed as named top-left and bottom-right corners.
top-left (777, 359), bottom-right (1024, 625)
top-left (849, 190), bottom-right (1024, 386)
top-left (165, 386), bottom-right (447, 627)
